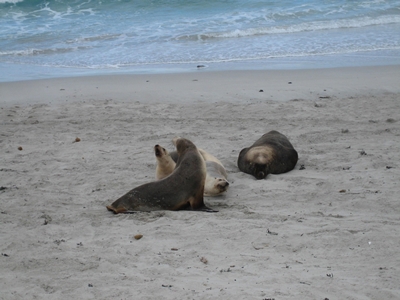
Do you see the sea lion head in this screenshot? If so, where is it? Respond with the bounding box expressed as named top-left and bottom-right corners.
top-left (252, 162), bottom-right (269, 180)
top-left (172, 137), bottom-right (205, 172)
top-left (154, 144), bottom-right (176, 180)
top-left (154, 144), bottom-right (168, 158)
top-left (174, 137), bottom-right (196, 155)
top-left (204, 176), bottom-right (229, 196)
top-left (244, 146), bottom-right (274, 180)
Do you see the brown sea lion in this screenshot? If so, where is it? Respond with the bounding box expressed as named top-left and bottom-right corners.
top-left (237, 130), bottom-right (298, 180)
top-left (165, 142), bottom-right (229, 196)
top-left (106, 138), bottom-right (216, 213)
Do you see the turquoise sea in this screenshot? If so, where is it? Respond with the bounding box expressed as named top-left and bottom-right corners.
top-left (1, 0), bottom-right (400, 82)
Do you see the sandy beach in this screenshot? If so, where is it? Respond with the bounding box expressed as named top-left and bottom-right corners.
top-left (1, 65), bottom-right (400, 299)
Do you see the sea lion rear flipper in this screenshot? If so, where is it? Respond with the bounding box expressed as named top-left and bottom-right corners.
top-left (106, 205), bottom-right (117, 213)
top-left (106, 205), bottom-right (130, 214)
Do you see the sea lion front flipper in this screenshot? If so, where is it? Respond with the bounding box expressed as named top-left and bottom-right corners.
top-left (199, 205), bottom-right (218, 213)
top-left (181, 204), bottom-right (218, 213)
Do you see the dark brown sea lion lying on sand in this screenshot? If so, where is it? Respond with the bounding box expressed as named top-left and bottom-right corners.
top-left (237, 130), bottom-right (298, 180)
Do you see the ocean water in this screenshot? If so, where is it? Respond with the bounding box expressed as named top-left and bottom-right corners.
top-left (1, 0), bottom-right (400, 82)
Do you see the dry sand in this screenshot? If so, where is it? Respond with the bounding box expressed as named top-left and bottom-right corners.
top-left (1, 66), bottom-right (400, 299)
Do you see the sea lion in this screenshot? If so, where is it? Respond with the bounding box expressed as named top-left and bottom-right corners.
top-left (237, 130), bottom-right (298, 180)
top-left (107, 137), bottom-right (216, 213)
top-left (203, 160), bottom-right (229, 197)
top-left (166, 142), bottom-right (229, 196)
top-left (154, 144), bottom-right (175, 180)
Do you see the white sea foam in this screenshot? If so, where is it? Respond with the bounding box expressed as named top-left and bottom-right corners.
top-left (177, 14), bottom-right (400, 41)
top-left (0, 0), bottom-right (24, 3)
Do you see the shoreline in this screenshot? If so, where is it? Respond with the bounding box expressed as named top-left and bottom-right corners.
top-left (2, 49), bottom-right (400, 83)
top-left (1, 65), bottom-right (400, 106)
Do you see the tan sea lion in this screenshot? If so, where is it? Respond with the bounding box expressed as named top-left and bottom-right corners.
top-left (237, 130), bottom-right (298, 180)
top-left (106, 138), bottom-right (216, 213)
top-left (203, 160), bottom-right (229, 196)
top-left (154, 144), bottom-right (175, 180)
top-left (165, 141), bottom-right (229, 196)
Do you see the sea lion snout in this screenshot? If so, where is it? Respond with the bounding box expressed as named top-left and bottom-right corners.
top-left (154, 145), bottom-right (166, 157)
top-left (218, 178), bottom-right (229, 189)
top-left (217, 179), bottom-right (229, 189)
top-left (253, 163), bottom-right (268, 180)
top-left (221, 180), bottom-right (229, 187)
top-left (255, 171), bottom-right (266, 180)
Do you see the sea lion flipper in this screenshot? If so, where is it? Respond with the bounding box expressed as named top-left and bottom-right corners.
top-left (106, 205), bottom-right (129, 214)
top-left (106, 205), bottom-right (117, 213)
top-left (181, 204), bottom-right (218, 213)
top-left (200, 205), bottom-right (218, 213)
